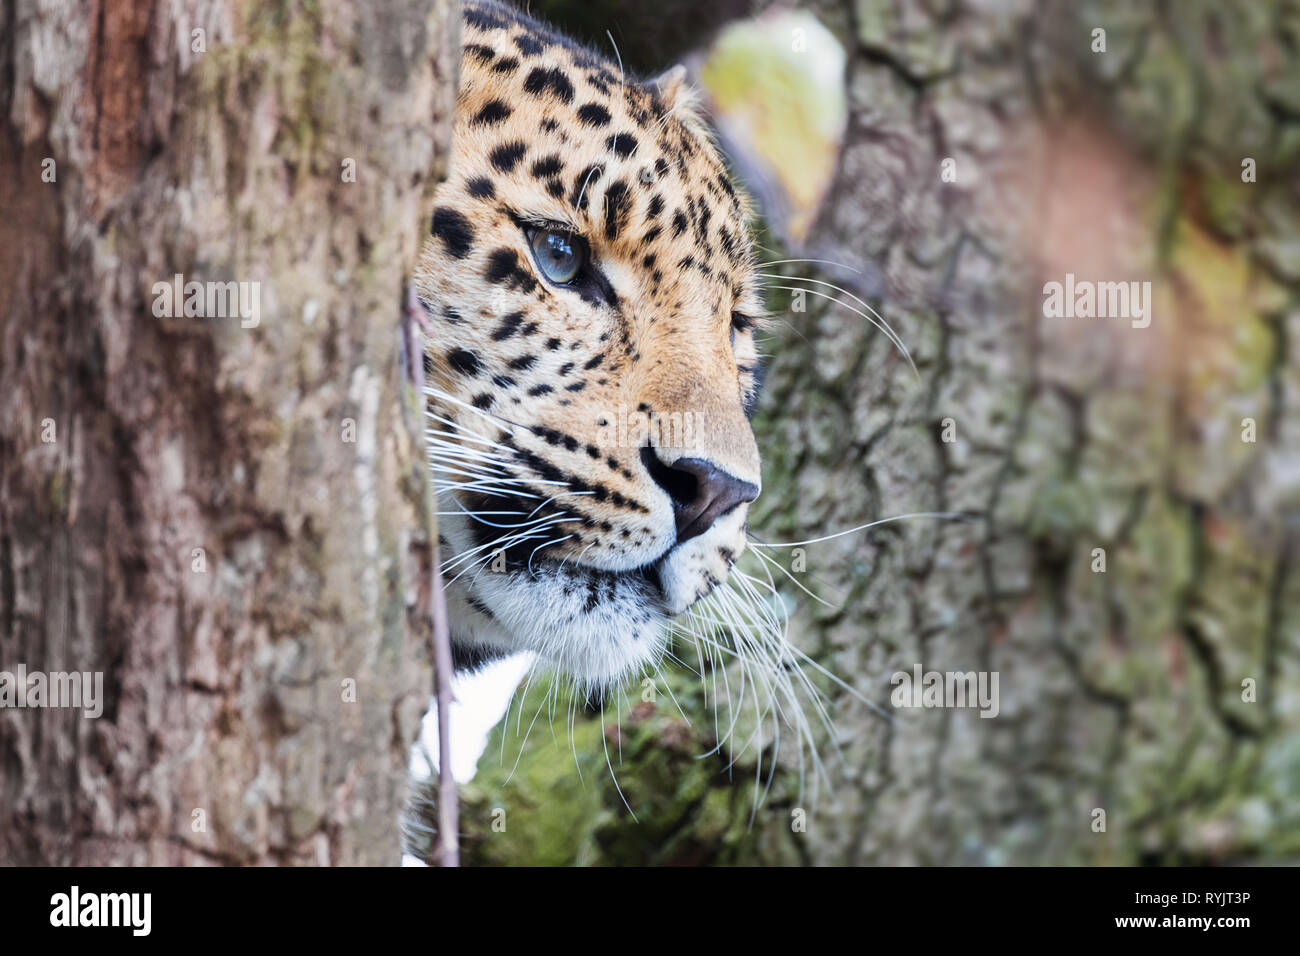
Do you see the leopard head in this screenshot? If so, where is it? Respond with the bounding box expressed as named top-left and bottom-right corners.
top-left (413, 1), bottom-right (765, 690)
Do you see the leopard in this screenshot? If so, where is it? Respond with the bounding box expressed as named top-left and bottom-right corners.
top-left (411, 0), bottom-right (769, 693)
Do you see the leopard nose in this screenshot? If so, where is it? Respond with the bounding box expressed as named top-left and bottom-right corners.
top-left (641, 447), bottom-right (759, 544)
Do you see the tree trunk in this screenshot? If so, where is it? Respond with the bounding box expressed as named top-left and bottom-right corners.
top-left (453, 0), bottom-right (1300, 866)
top-left (739, 0), bottom-right (1300, 866)
top-left (0, 0), bottom-right (458, 865)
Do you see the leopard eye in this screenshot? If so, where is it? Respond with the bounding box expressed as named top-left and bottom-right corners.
top-left (527, 228), bottom-right (586, 285)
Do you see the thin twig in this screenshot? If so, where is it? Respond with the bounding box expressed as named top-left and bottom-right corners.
top-left (431, 559), bottom-right (459, 867)
top-left (406, 284), bottom-right (459, 867)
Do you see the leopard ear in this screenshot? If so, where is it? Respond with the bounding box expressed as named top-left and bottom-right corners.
top-left (651, 64), bottom-right (689, 109)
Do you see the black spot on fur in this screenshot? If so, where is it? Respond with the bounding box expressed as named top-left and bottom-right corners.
top-left (508, 354), bottom-right (537, 371)
top-left (486, 248), bottom-right (519, 283)
top-left (467, 176), bottom-right (495, 199)
top-left (531, 155), bottom-right (564, 178)
top-left (523, 67), bottom-right (575, 104)
top-left (485, 248), bottom-right (538, 294)
top-left (695, 204), bottom-right (712, 246)
top-left (514, 34), bottom-right (546, 56)
top-left (490, 310), bottom-right (526, 340)
top-left (743, 361), bottom-right (767, 417)
top-left (718, 225), bottom-right (738, 262)
top-left (491, 56), bottom-right (520, 74)
top-left (606, 133), bottom-right (638, 158)
top-left (463, 43), bottom-right (496, 64)
top-left (430, 207), bottom-right (473, 259)
top-left (569, 164), bottom-right (602, 209)
top-left (576, 103), bottom-right (612, 127)
top-left (472, 99), bottom-right (512, 127)
top-left (465, 6), bottom-right (508, 30)
top-left (603, 180), bottom-right (630, 240)
top-left (447, 348), bottom-right (482, 377)
top-left (490, 141), bottom-right (527, 173)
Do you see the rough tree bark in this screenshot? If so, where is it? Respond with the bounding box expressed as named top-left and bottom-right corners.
top-left (742, 0), bottom-right (1300, 866)
top-left (454, 0), bottom-right (1300, 865)
top-left (0, 0), bottom-right (458, 865)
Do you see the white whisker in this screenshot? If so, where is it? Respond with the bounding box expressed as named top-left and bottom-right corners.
top-left (760, 281), bottom-right (919, 381)
top-left (749, 511), bottom-right (972, 548)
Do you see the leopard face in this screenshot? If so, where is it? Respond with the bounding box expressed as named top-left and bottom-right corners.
top-left (412, 0), bottom-right (765, 690)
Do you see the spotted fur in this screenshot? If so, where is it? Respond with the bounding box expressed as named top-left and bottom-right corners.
top-left (413, 0), bottom-right (766, 689)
